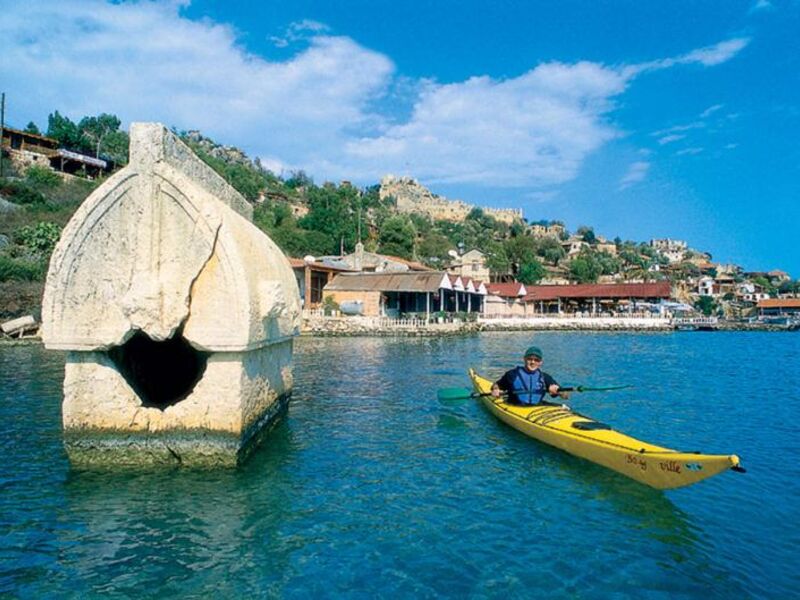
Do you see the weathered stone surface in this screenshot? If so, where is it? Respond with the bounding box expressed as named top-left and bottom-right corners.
top-left (42, 123), bottom-right (299, 350)
top-left (41, 123), bottom-right (300, 467)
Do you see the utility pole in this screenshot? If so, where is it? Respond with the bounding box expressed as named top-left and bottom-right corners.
top-left (0, 92), bottom-right (5, 178)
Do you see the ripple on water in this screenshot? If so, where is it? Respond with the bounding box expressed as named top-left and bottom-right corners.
top-left (1, 333), bottom-right (798, 598)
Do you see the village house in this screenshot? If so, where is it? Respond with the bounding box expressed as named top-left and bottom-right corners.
top-left (289, 257), bottom-right (354, 310)
top-left (698, 276), bottom-right (716, 297)
top-left (736, 282), bottom-right (770, 304)
top-left (446, 249), bottom-right (490, 282)
top-left (560, 236), bottom-right (589, 257)
top-left (322, 271), bottom-right (485, 318)
top-left (1, 125), bottom-right (111, 179)
top-left (595, 239), bottom-right (618, 256)
top-left (767, 270), bottom-right (790, 284)
top-left (650, 238), bottom-right (687, 252)
top-left (333, 242), bottom-right (431, 273)
top-left (483, 281), bottom-right (528, 317)
top-left (529, 222), bottom-right (565, 238)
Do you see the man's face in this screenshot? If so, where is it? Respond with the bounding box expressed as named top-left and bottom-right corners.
top-left (524, 355), bottom-right (542, 369)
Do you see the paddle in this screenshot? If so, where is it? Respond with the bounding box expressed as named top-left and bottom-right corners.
top-left (559, 384), bottom-right (633, 392)
top-left (437, 387), bottom-right (496, 401)
top-left (437, 384), bottom-right (632, 401)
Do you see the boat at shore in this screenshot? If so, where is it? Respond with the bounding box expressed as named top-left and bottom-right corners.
top-left (469, 369), bottom-right (743, 489)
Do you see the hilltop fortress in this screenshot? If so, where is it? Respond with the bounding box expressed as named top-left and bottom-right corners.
top-left (379, 175), bottom-right (523, 225)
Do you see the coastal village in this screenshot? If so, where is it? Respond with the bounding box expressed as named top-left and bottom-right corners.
top-left (1, 122), bottom-right (799, 340)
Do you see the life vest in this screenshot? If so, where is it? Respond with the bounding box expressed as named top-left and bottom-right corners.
top-left (510, 366), bottom-right (546, 405)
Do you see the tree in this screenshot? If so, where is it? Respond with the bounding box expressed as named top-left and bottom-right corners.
top-left (47, 111), bottom-right (81, 149)
top-left (78, 113), bottom-right (122, 158)
top-left (299, 183), bottom-right (360, 254)
top-left (569, 251), bottom-right (602, 283)
top-left (417, 232), bottom-right (453, 267)
top-left (378, 215), bottom-right (416, 258)
top-left (536, 237), bottom-right (566, 265)
top-left (504, 236), bottom-right (537, 269)
top-left (517, 259), bottom-right (545, 285)
top-left (24, 121), bottom-right (41, 135)
top-left (483, 240), bottom-right (510, 277)
top-left (694, 295), bottom-right (717, 316)
top-left (577, 226), bottom-right (596, 244)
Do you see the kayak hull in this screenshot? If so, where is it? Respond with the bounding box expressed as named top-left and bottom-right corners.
top-left (470, 369), bottom-right (740, 490)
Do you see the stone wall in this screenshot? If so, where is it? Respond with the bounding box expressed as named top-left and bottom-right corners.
top-left (379, 175), bottom-right (522, 224)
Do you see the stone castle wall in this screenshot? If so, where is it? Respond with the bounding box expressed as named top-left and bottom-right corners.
top-left (379, 175), bottom-right (522, 225)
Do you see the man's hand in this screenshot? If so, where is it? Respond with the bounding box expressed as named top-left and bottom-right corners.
top-left (491, 384), bottom-right (501, 398)
top-left (548, 384), bottom-right (571, 400)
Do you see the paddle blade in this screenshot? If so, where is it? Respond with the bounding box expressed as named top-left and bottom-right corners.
top-left (437, 387), bottom-right (475, 401)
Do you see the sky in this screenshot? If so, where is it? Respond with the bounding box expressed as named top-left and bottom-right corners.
top-left (1, 0), bottom-right (798, 275)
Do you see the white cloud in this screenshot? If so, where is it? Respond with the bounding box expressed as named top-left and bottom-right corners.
top-left (618, 161), bottom-right (650, 189)
top-left (700, 104), bottom-right (724, 118)
top-left (270, 19), bottom-right (330, 48)
top-left (658, 134), bottom-right (686, 145)
top-left (749, 0), bottom-right (774, 13)
top-left (676, 147), bottom-right (704, 156)
top-left (0, 1), bottom-right (752, 190)
top-left (624, 38), bottom-right (750, 78)
top-left (344, 62), bottom-right (627, 186)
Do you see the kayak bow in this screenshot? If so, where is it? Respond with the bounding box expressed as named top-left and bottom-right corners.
top-left (469, 368), bottom-right (742, 490)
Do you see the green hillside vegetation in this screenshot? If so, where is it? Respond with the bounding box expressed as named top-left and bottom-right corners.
top-left (3, 115), bottom-right (797, 319)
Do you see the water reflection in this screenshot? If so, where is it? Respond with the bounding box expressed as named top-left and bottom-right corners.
top-left (56, 421), bottom-right (299, 597)
top-left (2, 334), bottom-right (797, 598)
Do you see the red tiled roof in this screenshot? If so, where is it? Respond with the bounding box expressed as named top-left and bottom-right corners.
top-left (758, 298), bottom-right (800, 308)
top-left (486, 282), bottom-right (526, 297)
top-left (524, 282), bottom-right (671, 301)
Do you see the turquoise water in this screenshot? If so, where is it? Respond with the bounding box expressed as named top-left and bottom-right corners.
top-left (1, 332), bottom-right (798, 598)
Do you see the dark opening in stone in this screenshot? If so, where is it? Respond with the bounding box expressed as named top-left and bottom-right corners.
top-left (108, 331), bottom-right (209, 410)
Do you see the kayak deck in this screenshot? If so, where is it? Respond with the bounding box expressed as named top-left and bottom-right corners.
top-left (469, 369), bottom-right (741, 490)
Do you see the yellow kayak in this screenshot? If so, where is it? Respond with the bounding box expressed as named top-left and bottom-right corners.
top-left (469, 369), bottom-right (742, 490)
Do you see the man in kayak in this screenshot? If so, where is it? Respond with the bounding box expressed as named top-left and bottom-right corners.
top-left (490, 346), bottom-right (569, 405)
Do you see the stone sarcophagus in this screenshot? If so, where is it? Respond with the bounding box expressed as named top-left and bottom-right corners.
top-left (41, 123), bottom-right (301, 467)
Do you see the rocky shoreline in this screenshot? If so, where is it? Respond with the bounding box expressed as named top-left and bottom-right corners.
top-left (2, 316), bottom-right (795, 345)
top-left (298, 315), bottom-right (797, 336)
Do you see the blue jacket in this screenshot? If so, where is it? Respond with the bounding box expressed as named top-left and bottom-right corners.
top-left (495, 366), bottom-right (558, 405)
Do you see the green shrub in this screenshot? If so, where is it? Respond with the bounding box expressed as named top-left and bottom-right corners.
top-left (0, 179), bottom-right (48, 205)
top-left (25, 165), bottom-right (62, 191)
top-left (15, 222), bottom-right (62, 255)
top-left (0, 255), bottom-right (45, 281)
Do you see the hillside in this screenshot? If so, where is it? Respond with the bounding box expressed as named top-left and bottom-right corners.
top-left (1, 124), bottom-right (797, 320)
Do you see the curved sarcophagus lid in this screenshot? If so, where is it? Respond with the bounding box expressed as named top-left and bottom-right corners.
top-left (41, 123), bottom-right (300, 352)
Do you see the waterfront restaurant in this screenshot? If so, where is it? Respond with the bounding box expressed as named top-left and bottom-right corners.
top-left (757, 298), bottom-right (800, 317)
top-left (484, 281), bottom-right (528, 317)
top-left (323, 271), bottom-right (486, 317)
top-left (523, 282), bottom-right (673, 314)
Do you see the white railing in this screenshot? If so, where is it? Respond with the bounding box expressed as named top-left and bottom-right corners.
top-left (481, 312), bottom-right (669, 320)
top-left (373, 317), bottom-right (430, 328)
top-left (671, 316), bottom-right (718, 326)
top-left (302, 308), bottom-right (340, 318)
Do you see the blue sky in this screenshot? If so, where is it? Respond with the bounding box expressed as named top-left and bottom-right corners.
top-left (1, 0), bottom-right (798, 274)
